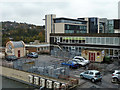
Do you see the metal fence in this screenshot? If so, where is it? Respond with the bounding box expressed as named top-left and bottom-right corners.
top-left (1, 58), bottom-right (70, 79)
top-left (51, 47), bottom-right (81, 59)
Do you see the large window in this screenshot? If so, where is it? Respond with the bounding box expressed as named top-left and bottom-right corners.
top-left (65, 24), bottom-right (87, 34)
top-left (54, 19), bottom-right (86, 24)
top-left (55, 36), bottom-right (120, 46)
top-left (115, 38), bottom-right (119, 45)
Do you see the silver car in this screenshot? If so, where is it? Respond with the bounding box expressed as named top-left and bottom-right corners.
top-left (80, 70), bottom-right (102, 83)
top-left (112, 70), bottom-right (120, 83)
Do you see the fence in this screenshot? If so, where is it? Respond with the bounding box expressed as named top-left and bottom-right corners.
top-left (1, 58), bottom-right (70, 80)
top-left (51, 47), bottom-right (81, 59)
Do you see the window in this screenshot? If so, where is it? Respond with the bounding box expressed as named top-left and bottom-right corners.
top-left (97, 38), bottom-right (100, 44)
top-left (116, 72), bottom-right (120, 74)
top-left (67, 25), bottom-right (69, 29)
top-left (89, 72), bottom-right (93, 75)
top-left (101, 38), bottom-right (105, 44)
top-left (86, 37), bottom-right (89, 44)
top-left (84, 71), bottom-right (89, 74)
top-left (95, 72), bottom-right (101, 75)
top-left (68, 61), bottom-right (72, 64)
top-left (93, 38), bottom-right (96, 44)
top-left (115, 38), bottom-right (119, 45)
top-left (89, 38), bottom-right (92, 44)
top-left (97, 52), bottom-right (100, 56)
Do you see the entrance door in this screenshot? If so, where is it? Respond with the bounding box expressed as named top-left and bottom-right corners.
top-left (18, 50), bottom-right (20, 57)
top-left (89, 52), bottom-right (95, 61)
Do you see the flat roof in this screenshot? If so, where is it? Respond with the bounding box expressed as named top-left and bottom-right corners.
top-left (50, 33), bottom-right (120, 37)
top-left (53, 17), bottom-right (87, 22)
top-left (25, 44), bottom-right (50, 48)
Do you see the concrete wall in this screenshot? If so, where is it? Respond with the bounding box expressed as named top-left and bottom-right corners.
top-left (54, 23), bottom-right (64, 33)
top-left (14, 47), bottom-right (25, 57)
top-left (0, 66), bottom-right (69, 87)
top-left (45, 14), bottom-right (56, 43)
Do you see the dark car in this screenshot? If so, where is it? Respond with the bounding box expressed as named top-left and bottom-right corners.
top-left (61, 60), bottom-right (79, 68)
top-left (5, 55), bottom-right (17, 61)
top-left (27, 52), bottom-right (38, 58)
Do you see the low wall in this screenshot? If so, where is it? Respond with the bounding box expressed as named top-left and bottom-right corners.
top-left (0, 66), bottom-right (70, 88)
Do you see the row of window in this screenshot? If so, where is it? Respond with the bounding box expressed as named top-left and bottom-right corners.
top-left (65, 24), bottom-right (87, 30)
top-left (54, 19), bottom-right (86, 24)
top-left (37, 47), bottom-right (49, 52)
top-left (53, 37), bottom-right (120, 45)
top-left (65, 30), bottom-right (87, 34)
top-left (62, 46), bottom-right (120, 56)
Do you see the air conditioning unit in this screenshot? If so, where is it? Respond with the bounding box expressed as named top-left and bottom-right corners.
top-left (34, 76), bottom-right (39, 85)
top-left (40, 78), bottom-right (45, 87)
top-left (54, 82), bottom-right (60, 89)
top-left (28, 75), bottom-right (34, 83)
top-left (46, 80), bottom-right (53, 89)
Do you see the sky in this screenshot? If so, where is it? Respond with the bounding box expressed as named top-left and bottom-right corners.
top-left (0, 0), bottom-right (120, 25)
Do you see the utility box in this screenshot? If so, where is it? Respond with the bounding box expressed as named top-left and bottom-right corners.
top-left (28, 75), bottom-right (34, 83)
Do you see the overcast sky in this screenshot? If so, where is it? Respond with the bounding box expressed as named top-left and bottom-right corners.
top-left (0, 0), bottom-right (120, 25)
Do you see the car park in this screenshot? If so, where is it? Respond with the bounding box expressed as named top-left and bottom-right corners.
top-left (61, 60), bottom-right (79, 68)
top-left (80, 70), bottom-right (102, 83)
top-left (27, 52), bottom-right (38, 58)
top-left (111, 70), bottom-right (120, 83)
top-left (73, 56), bottom-right (90, 65)
top-left (5, 55), bottom-right (17, 61)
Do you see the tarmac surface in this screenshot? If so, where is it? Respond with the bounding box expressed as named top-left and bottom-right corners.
top-left (1, 55), bottom-right (120, 88)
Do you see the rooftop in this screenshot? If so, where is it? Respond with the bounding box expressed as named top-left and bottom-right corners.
top-left (25, 44), bottom-right (50, 48)
top-left (11, 41), bottom-right (25, 48)
top-left (53, 17), bottom-right (87, 22)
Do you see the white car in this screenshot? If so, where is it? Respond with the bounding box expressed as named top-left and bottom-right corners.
top-left (73, 56), bottom-right (90, 66)
top-left (112, 70), bottom-right (120, 83)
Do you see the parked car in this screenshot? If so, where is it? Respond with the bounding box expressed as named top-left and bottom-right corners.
top-left (73, 56), bottom-right (90, 65)
top-left (61, 60), bottom-right (79, 68)
top-left (27, 52), bottom-right (38, 58)
top-left (72, 59), bottom-right (88, 67)
top-left (5, 55), bottom-right (17, 61)
top-left (80, 70), bottom-right (102, 83)
top-left (111, 70), bottom-right (120, 83)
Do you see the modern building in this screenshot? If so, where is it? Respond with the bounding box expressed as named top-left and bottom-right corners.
top-left (45, 14), bottom-right (120, 43)
top-left (78, 17), bottom-right (106, 33)
top-left (45, 14), bottom-right (120, 61)
top-left (45, 14), bottom-right (87, 43)
top-left (6, 41), bottom-right (26, 58)
top-left (107, 19), bottom-right (120, 33)
top-left (50, 33), bottom-right (120, 61)
top-left (45, 14), bottom-right (56, 43)
top-left (118, 1), bottom-right (120, 19)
